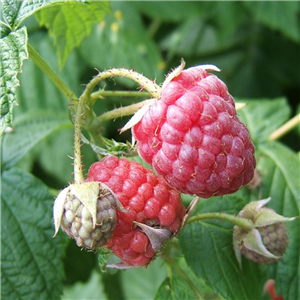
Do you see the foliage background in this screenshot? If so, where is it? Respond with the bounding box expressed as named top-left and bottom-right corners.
top-left (1, 1), bottom-right (299, 300)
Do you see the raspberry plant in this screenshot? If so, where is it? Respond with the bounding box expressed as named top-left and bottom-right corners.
top-left (1, 1), bottom-right (300, 300)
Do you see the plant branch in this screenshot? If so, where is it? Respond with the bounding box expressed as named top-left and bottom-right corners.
top-left (268, 113), bottom-right (300, 141)
top-left (90, 90), bottom-right (152, 102)
top-left (73, 97), bottom-right (84, 184)
top-left (187, 212), bottom-right (253, 230)
top-left (81, 68), bottom-right (161, 102)
top-left (27, 43), bottom-right (77, 101)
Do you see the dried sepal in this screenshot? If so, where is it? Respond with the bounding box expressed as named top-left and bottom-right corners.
top-left (70, 182), bottom-right (100, 228)
top-left (53, 186), bottom-right (70, 237)
top-left (133, 221), bottom-right (172, 251)
top-left (243, 228), bottom-right (281, 260)
top-left (120, 99), bottom-right (156, 134)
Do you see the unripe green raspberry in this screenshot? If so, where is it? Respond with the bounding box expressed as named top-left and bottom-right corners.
top-left (53, 182), bottom-right (122, 250)
top-left (236, 222), bottom-right (288, 264)
top-left (233, 198), bottom-right (295, 266)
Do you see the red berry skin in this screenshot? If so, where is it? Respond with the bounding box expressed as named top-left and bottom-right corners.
top-left (132, 67), bottom-right (256, 198)
top-left (87, 156), bottom-right (186, 267)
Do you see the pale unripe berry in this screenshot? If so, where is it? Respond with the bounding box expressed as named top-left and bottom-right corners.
top-left (233, 198), bottom-right (295, 266)
top-left (53, 182), bottom-right (122, 250)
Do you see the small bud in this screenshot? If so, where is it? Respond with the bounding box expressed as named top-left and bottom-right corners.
top-left (233, 198), bottom-right (295, 267)
top-left (53, 182), bottom-right (123, 250)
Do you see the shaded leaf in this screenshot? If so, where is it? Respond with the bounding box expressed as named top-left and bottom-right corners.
top-left (1, 168), bottom-right (66, 300)
top-left (2, 109), bottom-right (71, 168)
top-left (160, 2), bottom-right (245, 57)
top-left (35, 1), bottom-right (110, 68)
top-left (131, 1), bottom-right (204, 22)
top-left (243, 1), bottom-right (300, 42)
top-left (78, 2), bottom-right (163, 87)
top-left (0, 26), bottom-right (28, 135)
top-left (62, 270), bottom-right (107, 300)
top-left (120, 258), bottom-right (167, 300)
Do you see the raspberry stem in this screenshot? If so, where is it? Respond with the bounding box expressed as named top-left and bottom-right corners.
top-left (90, 90), bottom-right (151, 102)
top-left (28, 43), bottom-right (77, 102)
top-left (187, 212), bottom-right (253, 231)
top-left (81, 68), bottom-right (161, 101)
top-left (268, 112), bottom-right (300, 141)
top-left (73, 97), bottom-right (85, 184)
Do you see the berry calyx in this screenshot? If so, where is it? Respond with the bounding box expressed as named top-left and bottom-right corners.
top-left (87, 155), bottom-right (186, 267)
top-left (132, 63), bottom-right (256, 198)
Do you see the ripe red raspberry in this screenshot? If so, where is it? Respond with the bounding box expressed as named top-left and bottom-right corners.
top-left (87, 155), bottom-right (186, 267)
top-left (132, 65), bottom-right (256, 198)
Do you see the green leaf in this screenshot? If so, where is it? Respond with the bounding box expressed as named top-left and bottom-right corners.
top-left (1, 168), bottom-right (66, 300)
top-left (179, 195), bottom-right (266, 300)
top-left (35, 1), bottom-right (110, 69)
top-left (62, 270), bottom-right (108, 300)
top-left (131, 1), bottom-right (203, 22)
top-left (2, 109), bottom-right (71, 168)
top-left (154, 258), bottom-right (212, 300)
top-left (160, 2), bottom-right (245, 57)
top-left (243, 1), bottom-right (300, 42)
top-left (120, 258), bottom-right (167, 300)
top-left (155, 277), bottom-right (196, 300)
top-left (237, 98), bottom-right (291, 144)
top-left (0, 0), bottom-right (81, 32)
top-left (0, 26), bottom-right (28, 136)
top-left (78, 2), bottom-right (164, 87)
top-left (257, 142), bottom-right (300, 300)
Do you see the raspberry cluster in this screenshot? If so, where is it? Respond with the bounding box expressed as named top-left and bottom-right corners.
top-left (132, 66), bottom-right (256, 198)
top-left (87, 155), bottom-right (186, 267)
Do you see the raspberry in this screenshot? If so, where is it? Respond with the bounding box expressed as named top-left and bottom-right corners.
top-left (132, 65), bottom-right (256, 198)
top-left (232, 198), bottom-right (294, 266)
top-left (53, 182), bottom-right (120, 250)
top-left (239, 223), bottom-right (288, 264)
top-left (87, 155), bottom-right (186, 267)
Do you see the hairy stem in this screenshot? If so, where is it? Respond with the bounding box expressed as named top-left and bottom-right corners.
top-left (268, 113), bottom-right (300, 141)
top-left (73, 98), bottom-right (84, 184)
top-left (90, 90), bottom-right (151, 102)
top-left (81, 68), bottom-right (161, 101)
top-left (187, 212), bottom-right (253, 230)
top-left (28, 43), bottom-right (77, 101)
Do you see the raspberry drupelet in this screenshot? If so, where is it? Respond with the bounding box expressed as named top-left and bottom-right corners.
top-left (132, 66), bottom-right (256, 198)
top-left (87, 155), bottom-right (186, 267)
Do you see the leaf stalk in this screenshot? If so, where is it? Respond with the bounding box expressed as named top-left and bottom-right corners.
top-left (27, 43), bottom-right (77, 101)
top-left (268, 113), bottom-right (300, 141)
